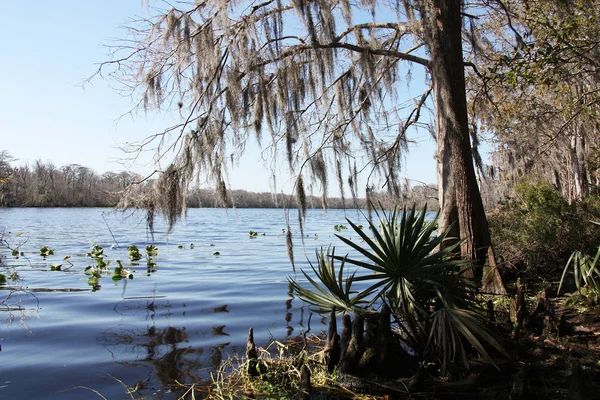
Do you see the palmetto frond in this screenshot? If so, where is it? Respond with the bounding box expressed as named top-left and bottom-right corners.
top-left (290, 204), bottom-right (506, 371)
top-left (288, 247), bottom-right (374, 314)
top-left (429, 288), bottom-right (508, 374)
top-left (559, 247), bottom-right (600, 299)
top-left (334, 205), bottom-right (473, 318)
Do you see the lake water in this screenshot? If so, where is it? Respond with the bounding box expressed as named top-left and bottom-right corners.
top-left (0, 207), bottom-right (372, 399)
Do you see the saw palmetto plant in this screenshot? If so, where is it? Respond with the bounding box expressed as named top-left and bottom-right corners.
top-left (559, 222), bottom-right (600, 300)
top-left (289, 247), bottom-right (375, 315)
top-left (290, 204), bottom-right (506, 373)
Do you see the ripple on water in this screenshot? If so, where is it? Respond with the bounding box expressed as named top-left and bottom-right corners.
top-left (0, 207), bottom-right (375, 399)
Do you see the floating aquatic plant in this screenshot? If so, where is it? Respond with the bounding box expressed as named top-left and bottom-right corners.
top-left (112, 260), bottom-right (133, 281)
top-left (87, 243), bottom-right (104, 259)
top-left (128, 245), bottom-right (142, 262)
top-left (333, 224), bottom-right (347, 232)
top-left (145, 245), bottom-right (158, 256)
top-left (40, 246), bottom-right (54, 257)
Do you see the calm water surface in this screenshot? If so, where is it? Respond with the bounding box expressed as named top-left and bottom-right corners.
top-left (0, 207), bottom-right (370, 399)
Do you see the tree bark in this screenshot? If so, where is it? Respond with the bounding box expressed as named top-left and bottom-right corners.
top-left (426, 0), bottom-right (505, 293)
top-left (570, 126), bottom-right (583, 200)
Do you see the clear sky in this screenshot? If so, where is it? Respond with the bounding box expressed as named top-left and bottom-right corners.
top-left (0, 1), bottom-right (440, 195)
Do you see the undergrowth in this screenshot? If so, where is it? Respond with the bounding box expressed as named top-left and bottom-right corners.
top-left (489, 181), bottom-right (600, 284)
top-left (178, 334), bottom-right (389, 400)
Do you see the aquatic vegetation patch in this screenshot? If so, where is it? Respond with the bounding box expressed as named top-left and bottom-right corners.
top-left (39, 246), bottom-right (54, 257)
top-left (128, 245), bottom-right (143, 262)
top-left (145, 245), bottom-right (159, 257)
top-left (112, 260), bottom-right (133, 281)
top-left (87, 243), bottom-right (104, 259)
top-left (333, 224), bottom-right (347, 232)
top-left (0, 238), bottom-right (167, 292)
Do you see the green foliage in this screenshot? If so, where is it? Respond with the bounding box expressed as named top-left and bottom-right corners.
top-left (333, 224), bottom-right (347, 232)
top-left (128, 245), bottom-right (142, 262)
top-left (112, 260), bottom-right (133, 281)
top-left (291, 205), bottom-right (505, 373)
top-left (87, 243), bottom-right (104, 258)
top-left (489, 181), bottom-right (600, 279)
top-left (84, 264), bottom-right (105, 291)
top-left (559, 225), bottom-right (600, 300)
top-left (145, 245), bottom-right (158, 256)
top-left (2, 239), bottom-right (155, 291)
top-left (39, 246), bottom-right (54, 257)
top-left (289, 248), bottom-right (374, 314)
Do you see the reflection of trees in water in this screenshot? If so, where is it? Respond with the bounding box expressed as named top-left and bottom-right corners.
top-left (144, 325), bottom-right (200, 387)
top-left (286, 283), bottom-right (294, 336)
top-left (103, 297), bottom-right (233, 394)
top-left (287, 282), bottom-right (313, 337)
top-left (98, 283), bottom-right (319, 395)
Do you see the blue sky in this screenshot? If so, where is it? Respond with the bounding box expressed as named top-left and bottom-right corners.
top-left (0, 1), bottom-right (440, 195)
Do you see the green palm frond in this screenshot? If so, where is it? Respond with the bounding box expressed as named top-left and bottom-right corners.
top-left (333, 205), bottom-right (471, 311)
top-left (288, 247), bottom-right (374, 314)
top-left (559, 247), bottom-right (600, 298)
top-left (429, 302), bottom-right (507, 374)
top-left (290, 203), bottom-right (507, 372)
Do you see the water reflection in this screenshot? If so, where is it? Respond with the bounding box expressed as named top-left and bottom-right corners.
top-left (96, 285), bottom-right (311, 397)
top-left (102, 297), bottom-right (235, 396)
top-left (212, 325), bottom-right (229, 336)
top-left (0, 208), bottom-right (353, 398)
top-left (144, 326), bottom-right (201, 389)
top-left (286, 283), bottom-right (294, 336)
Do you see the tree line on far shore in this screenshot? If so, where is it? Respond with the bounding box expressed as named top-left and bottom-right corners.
top-left (0, 152), bottom-right (437, 210)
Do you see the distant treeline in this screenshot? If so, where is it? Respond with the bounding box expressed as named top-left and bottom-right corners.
top-left (0, 154), bottom-right (136, 207)
top-left (188, 188), bottom-right (357, 209)
top-left (0, 152), bottom-right (438, 210)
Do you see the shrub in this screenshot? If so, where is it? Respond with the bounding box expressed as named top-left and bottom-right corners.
top-left (489, 181), bottom-right (600, 281)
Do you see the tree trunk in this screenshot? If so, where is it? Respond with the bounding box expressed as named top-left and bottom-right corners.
top-left (426, 0), bottom-right (505, 293)
top-left (569, 126), bottom-right (583, 200)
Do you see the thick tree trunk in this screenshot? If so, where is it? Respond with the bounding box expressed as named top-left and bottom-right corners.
top-left (427, 0), bottom-right (505, 293)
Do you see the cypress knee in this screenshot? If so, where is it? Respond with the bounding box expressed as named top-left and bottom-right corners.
top-left (342, 313), bottom-right (365, 376)
top-left (338, 313), bottom-right (352, 371)
top-left (300, 363), bottom-right (311, 400)
top-left (364, 313), bottom-right (379, 348)
top-left (246, 327), bottom-right (260, 376)
top-left (510, 281), bottom-right (528, 339)
top-left (377, 304), bottom-right (396, 377)
top-left (324, 307), bottom-right (340, 372)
